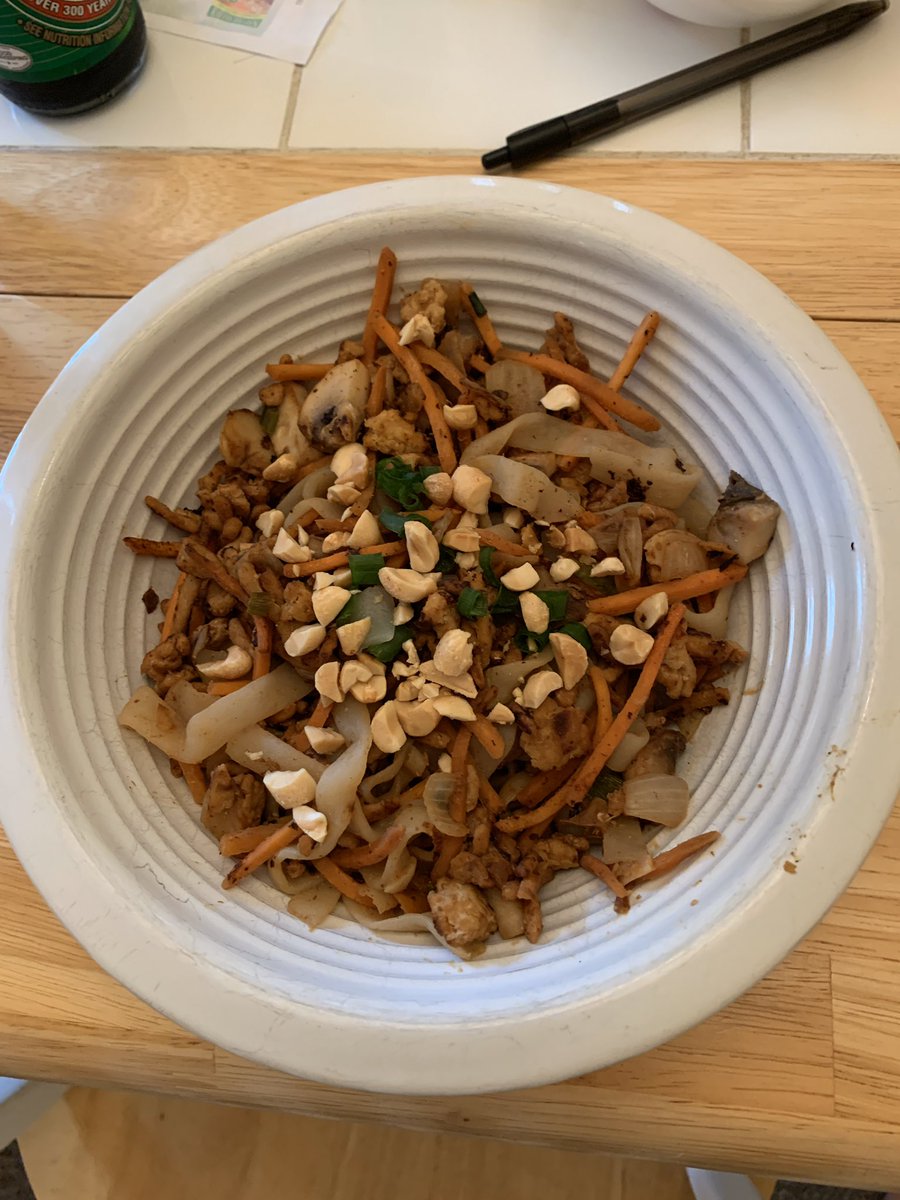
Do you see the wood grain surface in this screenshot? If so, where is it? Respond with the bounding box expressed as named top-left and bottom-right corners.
top-left (1, 152), bottom-right (900, 1191)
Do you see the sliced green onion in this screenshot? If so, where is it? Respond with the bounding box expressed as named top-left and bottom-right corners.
top-left (479, 546), bottom-right (499, 587)
top-left (457, 587), bottom-right (489, 619)
top-left (375, 457), bottom-right (440, 509)
top-left (335, 593), bottom-right (365, 626)
top-left (364, 623), bottom-right (413, 663)
top-left (378, 509), bottom-right (432, 536)
top-left (534, 589), bottom-right (569, 623)
top-left (576, 564), bottom-right (617, 596)
top-left (558, 622), bottom-right (592, 652)
top-left (468, 290), bottom-right (487, 318)
top-left (490, 585), bottom-right (519, 616)
top-left (349, 553), bottom-right (385, 587)
top-left (436, 543), bottom-right (458, 574)
top-left (515, 629), bottom-right (550, 654)
top-left (246, 591), bottom-right (279, 618)
top-left (588, 767), bottom-right (624, 801)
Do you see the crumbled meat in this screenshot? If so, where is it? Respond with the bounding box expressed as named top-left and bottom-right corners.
top-left (201, 763), bottom-right (266, 840)
top-left (400, 278), bottom-right (447, 336)
top-left (421, 592), bottom-right (460, 639)
top-left (522, 898), bottom-right (543, 944)
top-left (464, 385), bottom-right (508, 425)
top-left (141, 634), bottom-right (190, 685)
top-left (684, 633), bottom-right (747, 671)
top-left (427, 877), bottom-right (497, 950)
top-left (363, 409), bottom-right (427, 456)
top-left (301, 628), bottom-right (339, 673)
top-left (336, 337), bottom-right (365, 363)
top-left (519, 696), bottom-right (592, 771)
top-left (280, 580), bottom-right (315, 624)
top-left (392, 382), bottom-right (426, 419)
top-left (519, 834), bottom-right (590, 875)
top-left (626, 729), bottom-right (686, 780)
top-left (448, 851), bottom-right (493, 889)
top-left (584, 612), bottom-right (626, 655)
top-left (206, 581), bottom-right (237, 617)
top-left (658, 637), bottom-right (697, 699)
top-left (259, 381), bottom-right (285, 407)
top-left (540, 312), bottom-right (590, 372)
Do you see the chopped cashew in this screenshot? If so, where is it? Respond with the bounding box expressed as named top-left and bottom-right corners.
top-left (442, 527), bottom-right (480, 552)
top-left (423, 472), bottom-right (453, 505)
top-left (395, 680), bottom-right (419, 702)
top-left (502, 506), bottom-right (525, 529)
top-left (635, 591), bottom-right (669, 631)
top-left (438, 753), bottom-right (453, 773)
top-left (378, 567), bottom-right (439, 603)
top-left (315, 661), bottom-right (343, 703)
top-left (549, 631), bottom-right (589, 690)
top-left (336, 617), bottom-right (372, 656)
top-left (321, 531), bottom-right (353, 553)
top-left (340, 659), bottom-right (373, 692)
top-left (500, 562), bottom-right (541, 592)
top-left (520, 669), bottom-right (564, 709)
top-left (395, 699), bottom-right (441, 737)
top-left (284, 624), bottom-right (327, 657)
top-left (305, 726), bottom-right (346, 755)
top-left (273, 528), bottom-right (312, 563)
top-left (327, 481), bottom-right (362, 506)
top-left (263, 767), bottom-right (317, 809)
top-left (418, 662), bottom-right (478, 697)
top-left (540, 383), bottom-right (581, 413)
top-left (393, 601), bottom-right (414, 625)
top-left (405, 521), bottom-right (440, 572)
top-left (331, 442), bottom-right (367, 481)
top-left (433, 628), bottom-right (474, 676)
top-left (433, 695), bottom-right (477, 721)
top-left (263, 453), bottom-right (299, 483)
top-left (609, 625), bottom-right (654, 666)
top-left (348, 510), bottom-right (380, 549)
top-left (197, 645), bottom-right (253, 681)
top-left (371, 701), bottom-right (407, 752)
top-left (255, 509), bottom-right (285, 539)
top-left (488, 703), bottom-right (515, 725)
top-left (350, 675), bottom-right (388, 703)
top-left (292, 805), bottom-right (328, 843)
top-left (356, 652), bottom-right (387, 677)
top-left (312, 585), bottom-right (352, 626)
top-left (398, 313), bottom-right (436, 348)
top-left (549, 556), bottom-right (580, 582)
top-left (442, 404), bottom-right (478, 430)
top-left (456, 551), bottom-right (477, 569)
top-left (545, 527), bottom-right (566, 550)
top-left (314, 567), bottom-right (352, 590)
top-left (451, 464), bottom-right (492, 514)
top-left (563, 523), bottom-right (596, 554)
top-left (520, 592), bottom-right (550, 634)
top-left (591, 556), bottom-right (626, 577)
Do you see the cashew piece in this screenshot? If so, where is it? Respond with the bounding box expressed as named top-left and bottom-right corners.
top-left (197, 645), bottom-right (253, 680)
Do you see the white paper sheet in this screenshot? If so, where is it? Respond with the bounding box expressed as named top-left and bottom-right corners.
top-left (142, 0), bottom-right (341, 66)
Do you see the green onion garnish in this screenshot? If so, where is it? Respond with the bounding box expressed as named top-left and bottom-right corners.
top-left (375, 456), bottom-right (440, 509)
top-left (349, 553), bottom-right (385, 587)
top-left (468, 290), bottom-right (487, 318)
top-left (515, 629), bottom-right (550, 654)
top-left (588, 768), bottom-right (624, 801)
top-left (479, 545), bottom-right (499, 587)
top-left (457, 587), bottom-right (489, 619)
top-left (534, 589), bottom-right (569, 623)
top-left (364, 623), bottom-right (413, 663)
top-left (246, 591), bottom-right (279, 618)
top-left (378, 509), bottom-right (432, 536)
top-left (558, 622), bottom-right (593, 652)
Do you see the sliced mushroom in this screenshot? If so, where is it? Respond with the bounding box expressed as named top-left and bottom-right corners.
top-left (644, 529), bottom-right (710, 583)
top-left (272, 382), bottom-right (319, 466)
top-left (484, 360), bottom-right (547, 417)
top-left (219, 410), bottom-right (272, 473)
top-left (706, 471), bottom-right (781, 565)
top-left (299, 360), bottom-right (370, 451)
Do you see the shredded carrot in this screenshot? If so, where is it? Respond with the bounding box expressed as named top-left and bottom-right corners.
top-left (577, 391), bottom-right (623, 433)
top-left (332, 825), bottom-right (406, 869)
top-left (219, 816), bottom-right (291, 858)
top-left (477, 774), bottom-right (505, 815)
top-left (362, 246), bottom-right (398, 365)
top-left (635, 831), bottom-right (721, 883)
top-left (586, 564), bottom-right (747, 616)
top-left (144, 495), bottom-right (201, 534)
top-left (222, 823), bottom-right (300, 889)
top-left (123, 537), bottom-right (182, 558)
top-left (449, 727), bottom-right (472, 824)
top-left (312, 858), bottom-right (377, 908)
top-left (460, 283), bottom-right (502, 357)
top-left (611, 311), bottom-right (660, 392)
top-left (497, 348), bottom-right (659, 433)
top-left (160, 571), bottom-right (187, 642)
top-left (252, 615), bottom-right (272, 680)
top-left (496, 603), bottom-right (685, 834)
top-left (284, 539), bottom-right (405, 579)
top-left (292, 697), bottom-right (333, 751)
top-left (396, 890), bottom-right (430, 914)
top-left (590, 665), bottom-right (613, 738)
top-left (516, 759), bottom-right (581, 810)
top-left (477, 529), bottom-right (537, 558)
top-left (410, 343), bottom-right (468, 391)
top-left (315, 517), bottom-right (354, 533)
top-left (471, 716), bottom-right (505, 760)
top-left (581, 852), bottom-right (630, 899)
top-left (367, 363), bottom-right (388, 418)
top-left (264, 362), bottom-right (333, 382)
top-left (372, 314), bottom-right (457, 475)
top-left (432, 834), bottom-right (464, 881)
top-left (207, 681), bottom-right (250, 696)
top-left (469, 352), bottom-right (492, 375)
top-left (180, 762), bottom-right (207, 804)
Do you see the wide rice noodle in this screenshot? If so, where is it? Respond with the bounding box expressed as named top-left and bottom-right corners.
top-left (180, 664), bottom-right (312, 764)
top-left (485, 645), bottom-right (555, 705)
top-left (303, 698), bottom-right (372, 860)
top-left (227, 725), bottom-right (324, 780)
top-left (684, 584), bottom-right (735, 639)
top-left (378, 802), bottom-right (431, 893)
top-left (286, 875), bottom-right (341, 930)
top-left (470, 454), bottom-right (581, 523)
top-left (341, 899), bottom-right (484, 961)
top-left (118, 687), bottom-right (186, 759)
top-left (167, 679), bottom-right (216, 723)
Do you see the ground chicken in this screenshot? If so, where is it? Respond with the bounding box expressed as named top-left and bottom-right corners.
top-left (519, 695), bottom-right (593, 771)
top-left (141, 634), bottom-right (190, 686)
top-left (427, 878), bottom-right (497, 951)
top-left (448, 851), bottom-right (493, 890)
top-left (421, 592), bottom-right (460, 639)
top-left (336, 337), bottom-right (365, 362)
top-left (206, 581), bottom-right (236, 617)
top-left (684, 633), bottom-right (747, 671)
top-left (400, 277), bottom-right (447, 335)
top-left (363, 410), bottom-right (427, 456)
top-left (625, 729), bottom-right (686, 780)
top-left (658, 637), bottom-right (697, 700)
top-left (280, 580), bottom-right (315, 624)
top-left (540, 312), bottom-right (590, 372)
top-left (519, 834), bottom-right (590, 875)
top-left (201, 763), bottom-right (266, 840)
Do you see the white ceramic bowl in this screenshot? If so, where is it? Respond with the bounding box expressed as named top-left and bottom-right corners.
top-left (646, 0), bottom-right (824, 25)
top-left (2, 177), bottom-right (899, 1095)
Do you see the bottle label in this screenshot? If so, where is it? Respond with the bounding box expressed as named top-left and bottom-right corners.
top-left (0, 0), bottom-right (136, 82)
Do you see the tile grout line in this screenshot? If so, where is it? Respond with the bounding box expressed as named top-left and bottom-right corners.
top-left (740, 27), bottom-right (751, 155)
top-left (278, 65), bottom-right (303, 152)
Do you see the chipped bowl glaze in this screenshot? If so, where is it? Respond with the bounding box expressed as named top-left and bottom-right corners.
top-left (1, 176), bottom-right (899, 1094)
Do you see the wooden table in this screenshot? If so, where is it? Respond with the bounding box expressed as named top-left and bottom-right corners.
top-left (3, 152), bottom-right (900, 1192)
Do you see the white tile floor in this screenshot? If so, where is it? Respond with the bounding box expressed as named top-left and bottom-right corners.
top-left (0, 0), bottom-right (897, 154)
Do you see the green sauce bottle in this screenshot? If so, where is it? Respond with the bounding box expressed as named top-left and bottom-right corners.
top-left (0, 0), bottom-right (147, 115)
